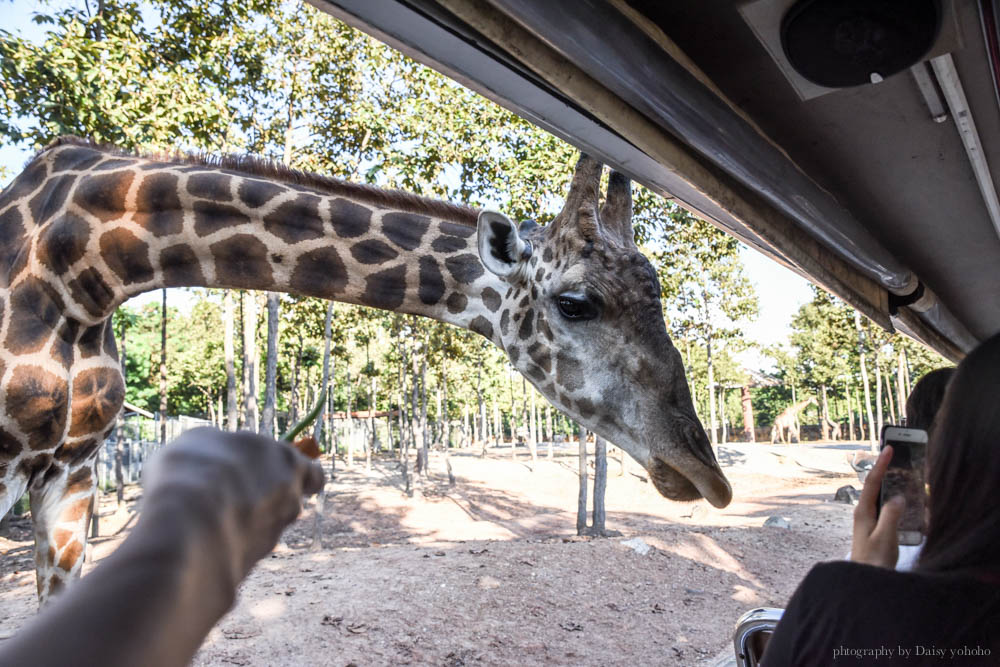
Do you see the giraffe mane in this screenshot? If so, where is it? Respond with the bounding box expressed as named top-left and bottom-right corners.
top-left (37, 136), bottom-right (480, 227)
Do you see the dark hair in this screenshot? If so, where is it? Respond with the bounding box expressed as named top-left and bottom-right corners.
top-left (904, 367), bottom-right (954, 431)
top-left (917, 332), bottom-right (1000, 575)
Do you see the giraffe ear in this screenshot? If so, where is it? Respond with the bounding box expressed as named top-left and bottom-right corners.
top-left (478, 210), bottom-right (531, 281)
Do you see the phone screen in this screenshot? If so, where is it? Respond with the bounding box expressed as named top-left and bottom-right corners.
top-left (880, 437), bottom-right (927, 544)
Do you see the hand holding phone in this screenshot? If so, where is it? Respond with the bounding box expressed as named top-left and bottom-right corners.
top-left (878, 425), bottom-right (928, 546)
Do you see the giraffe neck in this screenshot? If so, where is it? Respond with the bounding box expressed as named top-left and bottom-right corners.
top-left (16, 142), bottom-right (504, 344)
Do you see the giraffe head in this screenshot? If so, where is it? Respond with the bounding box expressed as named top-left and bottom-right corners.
top-left (477, 155), bottom-right (732, 508)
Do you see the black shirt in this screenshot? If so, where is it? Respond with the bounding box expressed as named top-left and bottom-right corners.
top-left (763, 561), bottom-right (1000, 666)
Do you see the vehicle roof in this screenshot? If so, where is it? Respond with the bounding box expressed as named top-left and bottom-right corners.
top-left (313, 0), bottom-right (1000, 361)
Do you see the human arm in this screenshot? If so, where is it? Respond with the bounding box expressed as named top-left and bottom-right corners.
top-left (851, 445), bottom-right (905, 568)
top-left (0, 428), bottom-right (324, 667)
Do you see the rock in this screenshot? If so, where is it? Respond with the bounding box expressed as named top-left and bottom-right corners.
top-left (477, 575), bottom-right (501, 590)
top-left (834, 485), bottom-right (861, 505)
top-left (763, 515), bottom-right (791, 530)
top-left (621, 537), bottom-right (652, 555)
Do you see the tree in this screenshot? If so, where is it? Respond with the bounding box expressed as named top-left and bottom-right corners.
top-left (655, 209), bottom-right (759, 444)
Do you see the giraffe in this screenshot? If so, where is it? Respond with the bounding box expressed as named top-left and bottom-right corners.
top-left (770, 396), bottom-right (818, 444)
top-left (0, 137), bottom-right (732, 604)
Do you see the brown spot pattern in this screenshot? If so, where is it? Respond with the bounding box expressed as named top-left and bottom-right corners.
top-left (51, 147), bottom-right (103, 172)
top-left (290, 247), bottom-right (348, 297)
top-left (161, 244), bottom-right (206, 286)
top-left (51, 320), bottom-right (79, 369)
top-left (263, 195), bottom-right (325, 243)
top-left (133, 172), bottom-right (183, 236)
top-left (0, 427), bottom-right (22, 462)
top-left (69, 368), bottom-right (125, 438)
top-left (64, 466), bottom-right (92, 496)
top-left (68, 268), bottom-right (115, 319)
top-left (100, 227), bottom-right (154, 284)
top-left (470, 315), bottom-right (494, 341)
top-left (350, 239), bottom-right (398, 265)
top-left (330, 198), bottom-right (371, 238)
top-left (382, 212), bottom-right (429, 251)
top-left (445, 292), bottom-right (468, 314)
top-left (62, 497), bottom-right (91, 522)
top-left (0, 207), bottom-right (26, 287)
top-left (58, 541), bottom-right (83, 573)
top-left (54, 438), bottom-right (99, 466)
top-left (77, 324), bottom-right (103, 358)
top-left (238, 179), bottom-right (284, 208)
top-left (193, 200), bottom-right (250, 236)
top-left (518, 309), bottom-right (534, 340)
top-left (527, 342), bottom-right (552, 373)
top-left (210, 234), bottom-right (273, 289)
top-left (481, 287), bottom-right (501, 312)
top-left (6, 365), bottom-right (68, 450)
top-left (363, 264), bottom-right (407, 311)
top-left (431, 235), bottom-right (466, 253)
top-left (72, 171), bottom-right (134, 222)
top-left (444, 254), bottom-right (484, 284)
top-left (187, 173), bottom-right (232, 201)
top-left (28, 174), bottom-right (75, 225)
top-left (36, 212), bottom-right (90, 275)
top-left (418, 256), bottom-right (445, 305)
top-left (556, 351), bottom-right (584, 392)
top-left (5, 277), bottom-right (64, 355)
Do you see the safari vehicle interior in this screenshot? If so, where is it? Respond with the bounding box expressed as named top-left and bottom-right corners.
top-left (305, 0), bottom-right (1000, 663)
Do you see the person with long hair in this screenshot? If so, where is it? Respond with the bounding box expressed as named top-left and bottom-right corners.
top-left (764, 333), bottom-right (1000, 665)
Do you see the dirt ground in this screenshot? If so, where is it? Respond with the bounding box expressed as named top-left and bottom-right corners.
top-left (0, 440), bottom-right (866, 666)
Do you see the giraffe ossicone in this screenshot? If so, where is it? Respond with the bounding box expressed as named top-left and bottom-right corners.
top-left (0, 137), bottom-right (730, 604)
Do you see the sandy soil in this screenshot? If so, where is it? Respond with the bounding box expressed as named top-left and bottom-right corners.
top-left (0, 440), bottom-right (865, 666)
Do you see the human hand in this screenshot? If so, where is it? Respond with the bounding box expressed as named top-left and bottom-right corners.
top-left (141, 428), bottom-right (325, 586)
top-left (851, 445), bottom-right (904, 568)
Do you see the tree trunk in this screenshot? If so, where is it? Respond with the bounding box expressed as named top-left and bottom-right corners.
top-left (845, 376), bottom-right (856, 441)
top-left (115, 317), bottom-right (126, 507)
top-left (224, 290), bottom-right (237, 432)
top-left (159, 288), bottom-right (167, 446)
top-left (897, 347), bottom-right (908, 422)
top-left (367, 375), bottom-right (377, 472)
top-left (592, 435), bottom-right (607, 535)
top-left (820, 384), bottom-right (831, 440)
top-left (346, 364), bottom-right (355, 468)
top-left (854, 312), bottom-right (877, 451)
top-left (418, 339), bottom-right (429, 483)
top-left (260, 292), bottom-right (280, 437)
top-left (525, 378), bottom-right (537, 466)
top-left (315, 302), bottom-right (334, 445)
top-left (885, 371), bottom-right (897, 425)
top-left (442, 358), bottom-right (451, 449)
top-left (242, 292), bottom-right (259, 432)
top-left (576, 424), bottom-right (588, 536)
top-left (719, 387), bottom-right (727, 444)
top-left (546, 404), bottom-right (554, 459)
top-left (706, 333), bottom-right (717, 445)
top-left (875, 359), bottom-right (884, 438)
top-left (740, 385), bottom-right (755, 442)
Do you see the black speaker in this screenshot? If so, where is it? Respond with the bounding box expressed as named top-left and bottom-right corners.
top-left (781, 0), bottom-right (942, 87)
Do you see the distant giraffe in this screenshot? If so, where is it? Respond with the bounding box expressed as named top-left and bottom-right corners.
top-left (0, 138), bottom-right (732, 604)
top-left (770, 397), bottom-right (818, 444)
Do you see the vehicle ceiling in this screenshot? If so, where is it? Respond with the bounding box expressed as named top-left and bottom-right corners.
top-left (313, 0), bottom-right (1000, 361)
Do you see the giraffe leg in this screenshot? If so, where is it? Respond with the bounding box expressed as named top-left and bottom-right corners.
top-left (29, 460), bottom-right (96, 606)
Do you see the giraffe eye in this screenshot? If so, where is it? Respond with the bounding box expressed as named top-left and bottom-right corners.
top-left (556, 293), bottom-right (599, 321)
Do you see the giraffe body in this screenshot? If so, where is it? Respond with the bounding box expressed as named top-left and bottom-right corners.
top-left (0, 138), bottom-right (730, 604)
top-left (770, 397), bottom-right (818, 444)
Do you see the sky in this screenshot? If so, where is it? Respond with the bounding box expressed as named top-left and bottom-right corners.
top-left (0, 0), bottom-right (816, 370)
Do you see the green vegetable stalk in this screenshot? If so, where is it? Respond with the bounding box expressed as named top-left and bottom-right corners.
top-left (280, 389), bottom-right (327, 442)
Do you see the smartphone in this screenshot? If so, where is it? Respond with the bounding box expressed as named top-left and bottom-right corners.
top-left (879, 425), bottom-right (928, 546)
